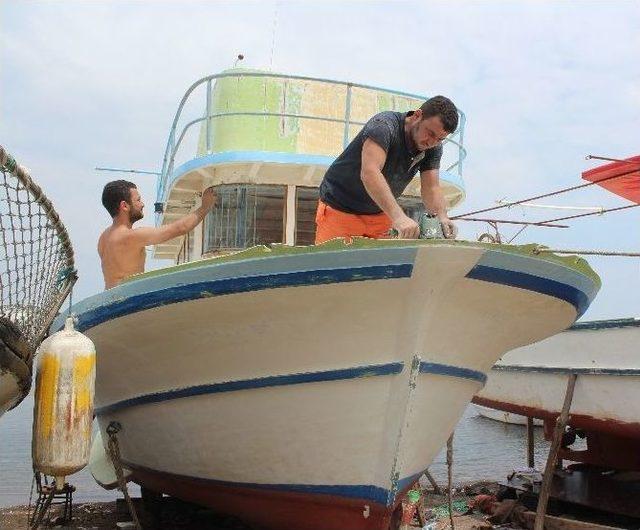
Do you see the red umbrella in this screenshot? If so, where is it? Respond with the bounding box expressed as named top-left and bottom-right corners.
top-left (582, 155), bottom-right (640, 204)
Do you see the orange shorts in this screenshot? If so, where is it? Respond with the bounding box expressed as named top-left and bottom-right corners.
top-left (315, 200), bottom-right (392, 244)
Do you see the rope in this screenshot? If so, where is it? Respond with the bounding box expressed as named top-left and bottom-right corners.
top-left (0, 145), bottom-right (76, 354)
top-left (106, 422), bottom-right (142, 530)
top-left (533, 247), bottom-right (640, 257)
top-left (453, 166), bottom-right (640, 220)
top-left (446, 433), bottom-right (455, 529)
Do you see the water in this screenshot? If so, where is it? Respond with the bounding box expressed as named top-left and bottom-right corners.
top-left (0, 396), bottom-right (553, 508)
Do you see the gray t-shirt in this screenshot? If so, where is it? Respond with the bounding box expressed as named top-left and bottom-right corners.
top-left (319, 111), bottom-right (442, 214)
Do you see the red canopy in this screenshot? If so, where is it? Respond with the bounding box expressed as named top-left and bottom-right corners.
top-left (582, 155), bottom-right (640, 204)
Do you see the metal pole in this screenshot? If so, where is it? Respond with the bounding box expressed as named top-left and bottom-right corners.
top-left (343, 84), bottom-right (353, 149)
top-left (206, 79), bottom-right (212, 154)
top-left (453, 167), bottom-right (640, 220)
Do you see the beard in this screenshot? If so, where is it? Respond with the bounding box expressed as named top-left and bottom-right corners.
top-left (129, 208), bottom-right (144, 223)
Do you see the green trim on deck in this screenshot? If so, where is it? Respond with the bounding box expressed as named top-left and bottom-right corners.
top-left (131, 239), bottom-right (600, 286)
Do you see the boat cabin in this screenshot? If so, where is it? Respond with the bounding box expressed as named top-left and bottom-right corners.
top-left (153, 70), bottom-right (467, 263)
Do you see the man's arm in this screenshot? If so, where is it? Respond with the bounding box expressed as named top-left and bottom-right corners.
top-left (420, 170), bottom-right (456, 238)
top-left (131, 187), bottom-right (217, 246)
top-left (361, 139), bottom-right (420, 239)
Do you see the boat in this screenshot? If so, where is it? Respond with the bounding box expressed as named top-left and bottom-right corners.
top-left (473, 404), bottom-right (543, 427)
top-left (474, 318), bottom-right (640, 470)
top-left (0, 146), bottom-right (76, 419)
top-left (59, 70), bottom-right (601, 530)
top-left (474, 156), bottom-right (640, 472)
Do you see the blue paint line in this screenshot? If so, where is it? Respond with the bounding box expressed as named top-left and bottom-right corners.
top-left (75, 264), bottom-right (413, 333)
top-left (493, 365), bottom-right (640, 376)
top-left (419, 361), bottom-right (487, 385)
top-left (96, 361), bottom-right (405, 415)
top-left (52, 246), bottom-right (419, 331)
top-left (165, 151), bottom-right (465, 203)
top-left (466, 264), bottom-right (591, 317)
top-left (475, 249), bottom-right (599, 299)
top-left (124, 459), bottom-right (393, 505)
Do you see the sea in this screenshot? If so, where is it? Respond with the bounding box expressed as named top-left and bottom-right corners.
top-left (0, 394), bottom-right (555, 508)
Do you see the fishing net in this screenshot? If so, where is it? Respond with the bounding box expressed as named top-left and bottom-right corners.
top-left (0, 145), bottom-right (76, 357)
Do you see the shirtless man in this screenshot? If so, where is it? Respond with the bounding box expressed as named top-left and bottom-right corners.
top-left (98, 180), bottom-right (216, 289)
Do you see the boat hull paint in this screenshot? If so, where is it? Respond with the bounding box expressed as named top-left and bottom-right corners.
top-left (475, 320), bottom-right (640, 469)
top-left (475, 320), bottom-right (640, 436)
top-left (58, 240), bottom-right (599, 529)
top-left (129, 463), bottom-right (394, 530)
top-left (0, 340), bottom-right (31, 418)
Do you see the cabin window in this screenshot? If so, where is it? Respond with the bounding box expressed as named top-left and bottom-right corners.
top-left (295, 187), bottom-right (319, 246)
top-left (203, 184), bottom-right (285, 253)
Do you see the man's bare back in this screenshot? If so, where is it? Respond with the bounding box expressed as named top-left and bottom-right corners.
top-left (98, 225), bottom-right (147, 289)
top-left (99, 181), bottom-right (216, 290)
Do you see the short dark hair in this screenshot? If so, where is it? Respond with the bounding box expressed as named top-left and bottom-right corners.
top-left (102, 180), bottom-right (136, 217)
top-left (420, 96), bottom-right (459, 133)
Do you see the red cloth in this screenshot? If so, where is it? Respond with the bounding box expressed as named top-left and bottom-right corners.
top-left (582, 155), bottom-right (640, 204)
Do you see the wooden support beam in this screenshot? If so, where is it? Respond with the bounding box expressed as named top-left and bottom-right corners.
top-left (534, 374), bottom-right (577, 530)
top-left (423, 469), bottom-right (442, 495)
top-left (524, 511), bottom-right (622, 529)
top-left (527, 416), bottom-right (535, 468)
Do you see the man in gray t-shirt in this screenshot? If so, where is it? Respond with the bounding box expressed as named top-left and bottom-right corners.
top-left (316, 95), bottom-right (459, 243)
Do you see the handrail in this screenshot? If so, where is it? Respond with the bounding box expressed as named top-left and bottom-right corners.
top-left (157, 71), bottom-right (468, 203)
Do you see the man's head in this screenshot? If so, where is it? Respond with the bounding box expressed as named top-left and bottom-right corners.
top-left (406, 95), bottom-right (459, 152)
top-left (102, 180), bottom-right (144, 223)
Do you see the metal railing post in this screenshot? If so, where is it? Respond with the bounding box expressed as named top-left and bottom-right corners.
top-left (206, 79), bottom-right (212, 154)
top-left (343, 84), bottom-right (352, 149)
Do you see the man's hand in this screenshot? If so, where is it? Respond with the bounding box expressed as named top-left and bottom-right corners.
top-left (439, 216), bottom-right (457, 239)
top-left (201, 187), bottom-right (217, 210)
top-left (392, 213), bottom-right (420, 239)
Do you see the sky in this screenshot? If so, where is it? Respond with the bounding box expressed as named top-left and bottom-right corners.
top-left (1, 0), bottom-right (638, 320)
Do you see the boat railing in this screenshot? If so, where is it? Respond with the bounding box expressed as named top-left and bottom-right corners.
top-left (156, 71), bottom-right (467, 203)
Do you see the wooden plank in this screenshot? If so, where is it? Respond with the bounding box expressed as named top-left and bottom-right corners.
top-left (524, 511), bottom-right (623, 530)
top-left (527, 416), bottom-right (535, 468)
top-left (534, 374), bottom-right (577, 530)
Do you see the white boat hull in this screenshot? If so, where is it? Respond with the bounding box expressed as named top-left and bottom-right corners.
top-left (474, 319), bottom-right (640, 470)
top-left (473, 404), bottom-right (543, 426)
top-left (58, 239), bottom-right (599, 529)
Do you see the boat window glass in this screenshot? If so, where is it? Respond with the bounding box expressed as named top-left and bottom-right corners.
top-left (295, 187), bottom-right (319, 246)
top-left (203, 184), bottom-right (285, 254)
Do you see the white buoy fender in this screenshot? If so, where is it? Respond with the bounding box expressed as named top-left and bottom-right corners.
top-left (32, 317), bottom-right (96, 486)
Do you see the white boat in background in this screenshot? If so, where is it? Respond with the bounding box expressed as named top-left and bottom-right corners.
top-left (474, 318), bottom-right (640, 471)
top-left (473, 404), bottom-right (543, 427)
top-left (58, 70), bottom-right (601, 530)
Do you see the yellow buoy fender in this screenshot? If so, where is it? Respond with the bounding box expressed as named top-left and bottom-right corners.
top-left (32, 317), bottom-right (96, 484)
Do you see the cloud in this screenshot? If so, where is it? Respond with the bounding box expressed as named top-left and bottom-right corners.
top-left (1, 0), bottom-right (638, 318)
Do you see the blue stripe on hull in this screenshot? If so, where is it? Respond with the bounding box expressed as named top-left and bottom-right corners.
top-left (465, 264), bottom-right (590, 317)
top-left (124, 460), bottom-right (409, 506)
top-left (419, 361), bottom-right (487, 384)
top-left (96, 362), bottom-right (405, 415)
top-left (77, 264), bottom-right (412, 332)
